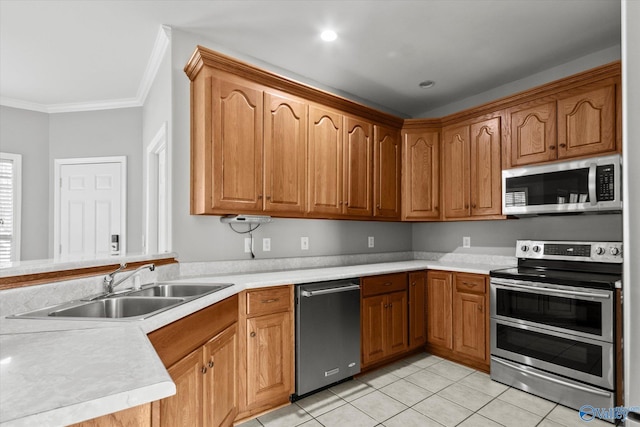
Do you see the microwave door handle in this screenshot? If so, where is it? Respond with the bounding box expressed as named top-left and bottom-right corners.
top-left (588, 163), bottom-right (598, 205)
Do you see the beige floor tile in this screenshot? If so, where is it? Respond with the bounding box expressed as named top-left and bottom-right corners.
top-left (315, 403), bottom-right (378, 427)
top-left (437, 382), bottom-right (494, 411)
top-left (405, 369), bottom-right (454, 393)
top-left (329, 378), bottom-right (375, 402)
top-left (404, 352), bottom-right (444, 369)
top-left (257, 403), bottom-right (313, 427)
top-left (425, 359), bottom-right (474, 381)
top-left (413, 394), bottom-right (474, 427)
top-left (478, 399), bottom-right (542, 427)
top-left (236, 418), bottom-right (262, 427)
top-left (295, 389), bottom-right (346, 417)
top-left (457, 371), bottom-right (509, 397)
top-left (299, 420), bottom-right (323, 427)
top-left (382, 408), bottom-right (445, 427)
top-left (537, 419), bottom-right (565, 427)
top-left (379, 378), bottom-right (433, 406)
top-left (456, 413), bottom-right (504, 427)
top-left (357, 369), bottom-right (401, 389)
top-left (546, 404), bottom-right (614, 427)
top-left (496, 387), bottom-right (556, 417)
top-left (351, 390), bottom-right (408, 422)
top-left (384, 360), bottom-right (423, 378)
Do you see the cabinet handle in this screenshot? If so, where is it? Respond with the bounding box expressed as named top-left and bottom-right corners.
top-left (549, 145), bottom-right (556, 150)
top-left (462, 282), bottom-right (476, 287)
top-left (208, 361), bottom-right (214, 368)
top-left (261, 298), bottom-right (280, 304)
top-left (201, 366), bottom-right (207, 374)
top-left (383, 282), bottom-right (393, 286)
top-left (250, 331), bottom-right (256, 337)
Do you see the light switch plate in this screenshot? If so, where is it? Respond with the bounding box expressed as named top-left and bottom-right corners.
top-left (244, 237), bottom-right (252, 253)
top-left (263, 237), bottom-right (271, 251)
top-left (463, 236), bottom-right (471, 248)
top-left (301, 236), bottom-right (309, 250)
top-left (368, 236), bottom-right (375, 248)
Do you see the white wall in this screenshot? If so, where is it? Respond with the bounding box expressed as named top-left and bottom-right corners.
top-left (622, 0), bottom-right (640, 419)
top-left (48, 108), bottom-right (144, 255)
top-left (0, 106), bottom-right (50, 260)
top-left (170, 29), bottom-right (413, 262)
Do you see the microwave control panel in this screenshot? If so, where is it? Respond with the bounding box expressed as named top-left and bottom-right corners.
top-left (597, 165), bottom-right (616, 201)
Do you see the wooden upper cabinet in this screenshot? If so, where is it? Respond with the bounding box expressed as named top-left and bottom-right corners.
top-left (374, 125), bottom-right (401, 219)
top-left (402, 130), bottom-right (440, 220)
top-left (557, 83), bottom-right (616, 159)
top-left (308, 105), bottom-right (343, 215)
top-left (343, 116), bottom-right (373, 216)
top-left (507, 101), bottom-right (557, 167)
top-left (470, 117), bottom-right (502, 216)
top-left (443, 124), bottom-right (471, 219)
top-left (263, 91), bottom-right (307, 213)
top-left (212, 76), bottom-right (264, 211)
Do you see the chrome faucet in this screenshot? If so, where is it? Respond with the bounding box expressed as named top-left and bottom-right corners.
top-left (103, 263), bottom-right (155, 294)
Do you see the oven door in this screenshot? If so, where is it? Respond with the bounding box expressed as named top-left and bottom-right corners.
top-left (491, 318), bottom-right (615, 390)
top-left (490, 278), bottom-right (614, 342)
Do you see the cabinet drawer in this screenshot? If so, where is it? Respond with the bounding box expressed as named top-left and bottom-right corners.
top-left (246, 286), bottom-right (291, 316)
top-left (362, 273), bottom-right (407, 297)
top-left (455, 273), bottom-right (487, 294)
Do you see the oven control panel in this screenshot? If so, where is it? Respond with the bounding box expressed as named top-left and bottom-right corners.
top-left (516, 240), bottom-right (623, 263)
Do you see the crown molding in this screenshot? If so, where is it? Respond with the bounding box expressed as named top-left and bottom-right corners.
top-left (0, 25), bottom-right (171, 114)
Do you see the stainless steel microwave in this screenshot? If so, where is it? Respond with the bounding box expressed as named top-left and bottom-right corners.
top-left (502, 154), bottom-right (622, 216)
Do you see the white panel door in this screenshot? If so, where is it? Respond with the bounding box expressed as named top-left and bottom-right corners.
top-left (59, 161), bottom-right (123, 259)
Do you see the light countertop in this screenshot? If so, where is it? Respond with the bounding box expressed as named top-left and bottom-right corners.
top-left (0, 259), bottom-right (513, 426)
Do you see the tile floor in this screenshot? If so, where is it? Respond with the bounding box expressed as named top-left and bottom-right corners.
top-left (238, 353), bottom-right (612, 427)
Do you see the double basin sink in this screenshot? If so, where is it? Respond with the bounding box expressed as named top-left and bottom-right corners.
top-left (10, 283), bottom-right (233, 321)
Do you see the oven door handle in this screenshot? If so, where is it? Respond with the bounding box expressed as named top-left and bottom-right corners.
top-left (492, 358), bottom-right (612, 398)
top-left (492, 280), bottom-right (611, 299)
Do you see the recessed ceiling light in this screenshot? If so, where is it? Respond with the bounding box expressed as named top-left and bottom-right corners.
top-left (320, 30), bottom-right (338, 42)
top-left (419, 80), bottom-right (435, 89)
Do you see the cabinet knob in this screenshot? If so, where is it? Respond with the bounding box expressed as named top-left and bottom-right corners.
top-left (389, 303), bottom-right (393, 308)
top-left (472, 204), bottom-right (476, 209)
top-left (465, 204), bottom-right (469, 209)
top-left (258, 195), bottom-right (263, 200)
top-left (479, 304), bottom-right (483, 312)
top-left (208, 361), bottom-right (214, 368)
top-left (559, 143), bottom-right (566, 148)
top-left (384, 304), bottom-right (388, 308)
top-left (549, 145), bottom-right (556, 150)
top-left (201, 366), bottom-right (207, 374)
top-left (250, 331), bottom-right (256, 337)
top-left (411, 282), bottom-right (416, 286)
top-left (435, 206), bottom-right (439, 211)
top-left (266, 195), bottom-right (271, 200)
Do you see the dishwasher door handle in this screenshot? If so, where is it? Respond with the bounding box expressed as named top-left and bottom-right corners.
top-left (301, 284), bottom-right (360, 297)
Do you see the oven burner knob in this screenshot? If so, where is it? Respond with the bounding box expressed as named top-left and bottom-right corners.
top-left (533, 245), bottom-right (541, 253)
top-left (595, 247), bottom-right (605, 255)
top-left (610, 247), bottom-right (620, 256)
top-left (520, 245), bottom-right (529, 252)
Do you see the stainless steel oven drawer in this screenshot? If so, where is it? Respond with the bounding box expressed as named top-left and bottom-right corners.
top-left (491, 356), bottom-right (615, 414)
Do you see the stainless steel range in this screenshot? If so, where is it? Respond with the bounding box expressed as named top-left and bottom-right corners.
top-left (490, 240), bottom-right (623, 412)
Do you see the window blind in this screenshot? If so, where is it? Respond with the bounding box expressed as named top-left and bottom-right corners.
top-left (0, 156), bottom-right (16, 263)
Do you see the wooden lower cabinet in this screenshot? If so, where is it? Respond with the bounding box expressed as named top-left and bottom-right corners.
top-left (408, 271), bottom-right (427, 349)
top-left (237, 286), bottom-right (294, 421)
top-left (68, 404), bottom-right (151, 427)
top-left (154, 324), bottom-right (238, 427)
top-left (426, 271), bottom-right (489, 371)
top-left (361, 273), bottom-right (408, 368)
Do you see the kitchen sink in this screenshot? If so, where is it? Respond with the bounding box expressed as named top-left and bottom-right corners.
top-left (8, 282), bottom-right (234, 321)
top-left (48, 297), bottom-right (185, 319)
top-left (126, 283), bottom-right (232, 298)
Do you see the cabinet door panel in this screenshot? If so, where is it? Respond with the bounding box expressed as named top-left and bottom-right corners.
top-left (443, 125), bottom-right (471, 218)
top-left (159, 348), bottom-right (204, 427)
top-left (427, 271), bottom-right (453, 350)
top-left (374, 125), bottom-right (401, 218)
top-left (343, 116), bottom-right (372, 216)
top-left (204, 324), bottom-right (238, 427)
top-left (508, 102), bottom-right (557, 166)
top-left (387, 291), bottom-right (409, 356)
top-left (308, 106), bottom-right (343, 215)
top-left (409, 272), bottom-right (427, 349)
top-left (361, 295), bottom-right (387, 366)
top-left (212, 77), bottom-right (263, 211)
top-left (264, 92), bottom-right (307, 213)
top-left (470, 117), bottom-right (502, 216)
top-left (557, 84), bottom-right (616, 159)
top-left (403, 131), bottom-right (440, 219)
top-left (454, 290), bottom-right (486, 361)
top-left (246, 312), bottom-right (293, 406)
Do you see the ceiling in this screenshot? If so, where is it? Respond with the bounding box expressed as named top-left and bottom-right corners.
top-left (0, 0), bottom-right (621, 118)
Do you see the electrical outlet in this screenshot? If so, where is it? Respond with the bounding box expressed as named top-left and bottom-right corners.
top-left (244, 237), bottom-right (252, 253)
top-left (301, 236), bottom-right (309, 250)
top-left (263, 237), bottom-right (271, 252)
top-left (368, 236), bottom-right (375, 248)
top-left (463, 236), bottom-right (471, 248)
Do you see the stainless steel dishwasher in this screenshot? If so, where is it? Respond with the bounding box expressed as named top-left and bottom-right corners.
top-left (294, 278), bottom-right (361, 398)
